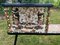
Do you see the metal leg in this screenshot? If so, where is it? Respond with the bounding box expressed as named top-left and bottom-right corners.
top-left (14, 35), bottom-right (18, 45)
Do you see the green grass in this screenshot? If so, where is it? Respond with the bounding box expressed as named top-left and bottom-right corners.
top-left (50, 8), bottom-right (60, 24)
top-left (0, 9), bottom-right (60, 45)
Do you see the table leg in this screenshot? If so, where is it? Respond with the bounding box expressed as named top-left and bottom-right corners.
top-left (14, 35), bottom-right (18, 45)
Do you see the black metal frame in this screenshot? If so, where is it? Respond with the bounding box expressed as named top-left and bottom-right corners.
top-left (8, 32), bottom-right (60, 35)
top-left (2, 3), bottom-right (53, 45)
top-left (1, 3), bottom-right (53, 7)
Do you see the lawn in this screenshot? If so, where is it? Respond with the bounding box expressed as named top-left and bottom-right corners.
top-left (50, 8), bottom-right (60, 24)
top-left (0, 8), bottom-right (60, 45)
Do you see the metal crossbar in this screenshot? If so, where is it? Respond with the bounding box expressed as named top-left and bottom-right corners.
top-left (1, 3), bottom-right (53, 7)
